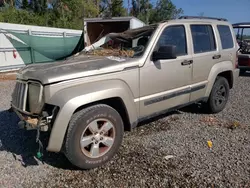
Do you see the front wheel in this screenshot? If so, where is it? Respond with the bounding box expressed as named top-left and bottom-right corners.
top-left (64, 104), bottom-right (124, 169)
top-left (204, 76), bottom-right (230, 113)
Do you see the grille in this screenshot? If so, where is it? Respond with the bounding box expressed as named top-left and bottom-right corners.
top-left (11, 81), bottom-right (28, 111)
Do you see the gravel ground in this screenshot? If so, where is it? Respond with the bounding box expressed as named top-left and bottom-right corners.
top-left (0, 74), bottom-right (250, 188)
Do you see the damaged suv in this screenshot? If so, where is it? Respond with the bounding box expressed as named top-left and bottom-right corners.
top-left (11, 16), bottom-right (239, 169)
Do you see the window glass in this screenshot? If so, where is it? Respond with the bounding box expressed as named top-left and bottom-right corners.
top-left (157, 25), bottom-right (187, 56)
top-left (191, 25), bottom-right (216, 53)
top-left (217, 25), bottom-right (234, 49)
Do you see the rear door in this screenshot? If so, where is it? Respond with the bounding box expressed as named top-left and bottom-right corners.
top-left (189, 24), bottom-right (220, 101)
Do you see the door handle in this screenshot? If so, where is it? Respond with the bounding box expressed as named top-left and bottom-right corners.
top-left (181, 60), bottom-right (193, 66)
top-left (212, 54), bottom-right (221, 59)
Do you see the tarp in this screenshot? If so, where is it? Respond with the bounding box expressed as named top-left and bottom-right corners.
top-left (7, 31), bottom-right (81, 60)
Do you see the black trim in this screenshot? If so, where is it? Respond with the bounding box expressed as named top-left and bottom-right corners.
top-left (179, 16), bottom-right (227, 22)
top-left (144, 88), bottom-right (189, 106)
top-left (191, 84), bottom-right (206, 92)
top-left (138, 97), bottom-right (209, 124)
top-left (11, 105), bottom-right (40, 117)
top-left (144, 84), bottom-right (206, 106)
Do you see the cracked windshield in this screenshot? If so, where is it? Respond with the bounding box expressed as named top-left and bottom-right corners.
top-left (84, 25), bottom-right (157, 58)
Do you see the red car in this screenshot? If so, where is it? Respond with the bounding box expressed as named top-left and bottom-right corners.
top-left (233, 22), bottom-right (250, 73)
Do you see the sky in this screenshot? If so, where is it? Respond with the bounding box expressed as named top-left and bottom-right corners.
top-left (125, 0), bottom-right (250, 24)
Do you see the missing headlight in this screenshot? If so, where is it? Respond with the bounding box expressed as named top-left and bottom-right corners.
top-left (27, 81), bottom-right (44, 114)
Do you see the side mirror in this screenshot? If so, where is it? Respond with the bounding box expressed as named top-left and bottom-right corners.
top-left (152, 45), bottom-right (177, 61)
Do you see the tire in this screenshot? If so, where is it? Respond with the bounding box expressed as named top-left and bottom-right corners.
top-left (204, 76), bottom-right (230, 113)
top-left (64, 104), bottom-right (124, 169)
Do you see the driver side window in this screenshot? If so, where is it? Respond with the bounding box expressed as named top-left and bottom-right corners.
top-left (156, 25), bottom-right (187, 56)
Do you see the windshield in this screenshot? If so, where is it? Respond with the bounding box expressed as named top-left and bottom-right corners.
top-left (83, 25), bottom-right (158, 58)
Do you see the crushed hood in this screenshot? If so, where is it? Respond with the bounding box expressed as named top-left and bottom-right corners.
top-left (17, 54), bottom-right (137, 84)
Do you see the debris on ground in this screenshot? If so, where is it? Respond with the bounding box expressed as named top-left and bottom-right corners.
top-left (0, 75), bottom-right (250, 187)
top-left (200, 116), bottom-right (220, 126)
top-left (164, 155), bottom-right (175, 160)
top-left (207, 140), bottom-right (213, 149)
top-left (226, 120), bottom-right (242, 130)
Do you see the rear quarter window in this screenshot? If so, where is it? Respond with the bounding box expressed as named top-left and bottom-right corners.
top-left (217, 25), bottom-right (234, 49)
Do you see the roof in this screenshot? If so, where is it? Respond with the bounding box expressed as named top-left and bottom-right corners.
top-left (179, 16), bottom-right (227, 21)
top-left (157, 16), bottom-right (230, 26)
top-left (233, 22), bottom-right (250, 28)
top-left (160, 19), bottom-right (229, 26)
top-left (84, 16), bottom-right (144, 23)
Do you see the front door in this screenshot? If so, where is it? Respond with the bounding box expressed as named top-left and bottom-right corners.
top-left (139, 24), bottom-right (193, 118)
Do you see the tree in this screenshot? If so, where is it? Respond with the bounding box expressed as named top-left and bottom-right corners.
top-left (100, 0), bottom-right (126, 17)
top-left (22, 0), bottom-right (29, 9)
top-left (110, 0), bottom-right (126, 16)
top-left (130, 0), bottom-right (139, 17)
top-left (149, 0), bottom-right (183, 24)
top-left (137, 0), bottom-right (152, 24)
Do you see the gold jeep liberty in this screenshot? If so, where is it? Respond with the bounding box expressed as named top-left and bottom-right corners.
top-left (11, 16), bottom-right (239, 169)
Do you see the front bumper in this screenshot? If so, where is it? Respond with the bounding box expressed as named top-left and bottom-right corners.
top-left (11, 106), bottom-right (49, 132)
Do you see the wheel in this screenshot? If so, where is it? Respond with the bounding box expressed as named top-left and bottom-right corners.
top-left (64, 104), bottom-right (124, 169)
top-left (205, 76), bottom-right (230, 113)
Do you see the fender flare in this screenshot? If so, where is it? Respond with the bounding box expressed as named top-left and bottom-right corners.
top-left (46, 79), bottom-right (138, 152)
top-left (205, 61), bottom-right (234, 97)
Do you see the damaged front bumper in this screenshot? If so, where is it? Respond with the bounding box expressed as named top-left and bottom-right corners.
top-left (10, 105), bottom-right (54, 132)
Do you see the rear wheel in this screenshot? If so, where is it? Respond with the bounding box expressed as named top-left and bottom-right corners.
top-left (64, 104), bottom-right (124, 169)
top-left (204, 76), bottom-right (230, 113)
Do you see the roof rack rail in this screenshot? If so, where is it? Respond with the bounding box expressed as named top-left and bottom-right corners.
top-left (178, 16), bottom-right (227, 21)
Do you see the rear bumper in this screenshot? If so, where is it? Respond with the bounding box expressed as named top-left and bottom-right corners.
top-left (238, 66), bottom-right (250, 70)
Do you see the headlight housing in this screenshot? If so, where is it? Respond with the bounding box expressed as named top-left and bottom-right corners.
top-left (27, 81), bottom-right (44, 114)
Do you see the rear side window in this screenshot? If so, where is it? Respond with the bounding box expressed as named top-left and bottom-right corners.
top-left (217, 25), bottom-right (234, 49)
top-left (190, 25), bottom-right (216, 53)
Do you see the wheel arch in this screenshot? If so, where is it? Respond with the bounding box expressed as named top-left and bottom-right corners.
top-left (46, 80), bottom-right (138, 152)
top-left (205, 61), bottom-right (234, 97)
top-left (73, 97), bottom-right (132, 132)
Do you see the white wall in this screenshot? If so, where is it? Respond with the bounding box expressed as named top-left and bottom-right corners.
top-left (130, 18), bottom-right (146, 29)
top-left (0, 22), bottom-right (82, 36)
top-left (0, 22), bottom-right (82, 71)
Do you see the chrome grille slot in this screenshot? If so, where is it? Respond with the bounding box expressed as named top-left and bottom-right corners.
top-left (11, 81), bottom-right (28, 111)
